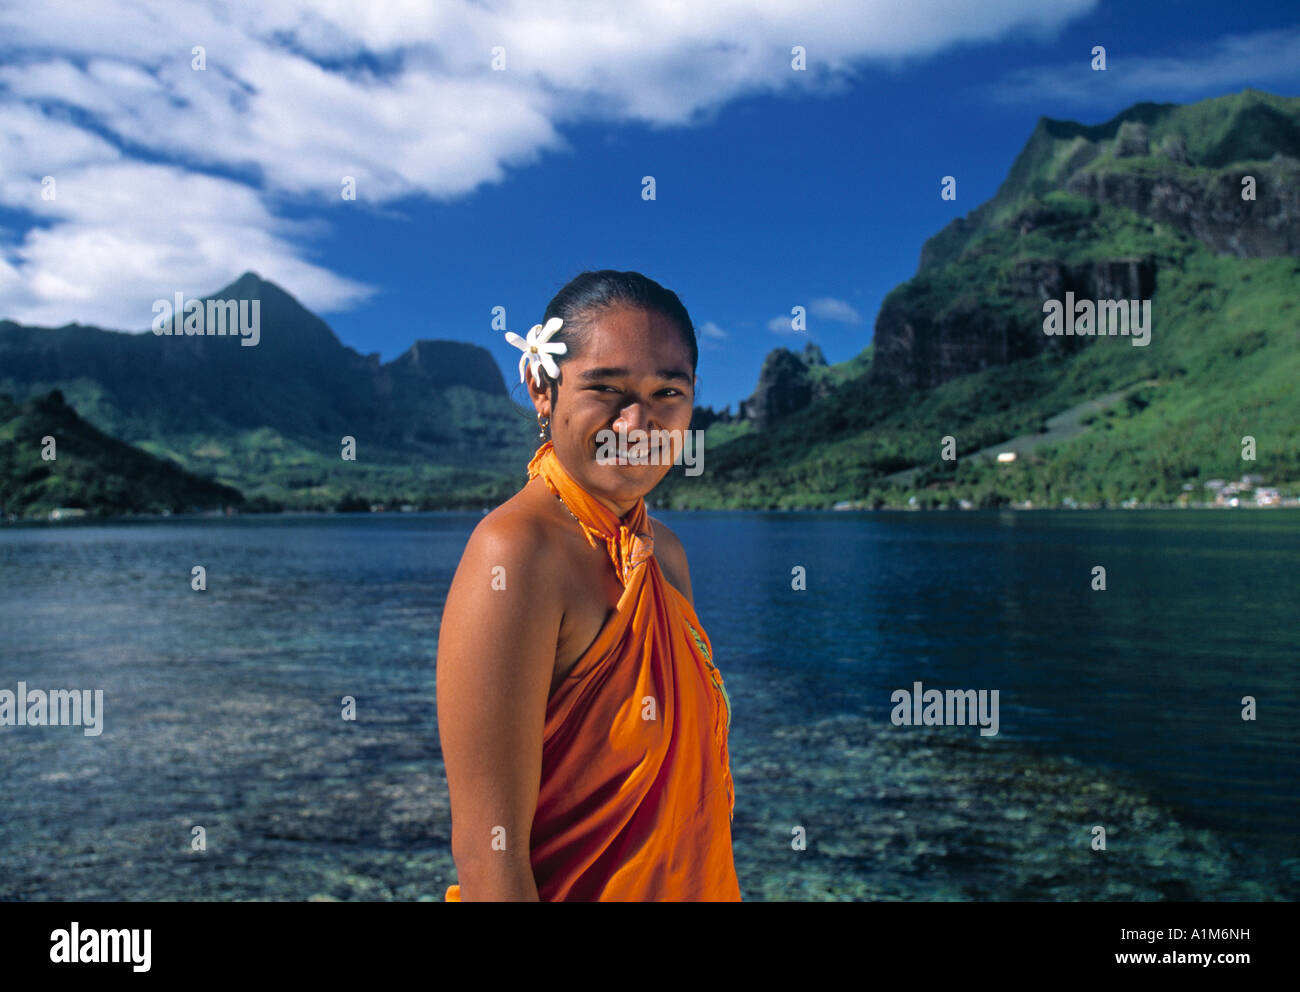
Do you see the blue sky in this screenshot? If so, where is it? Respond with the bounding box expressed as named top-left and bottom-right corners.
top-left (1, 1), bottom-right (1297, 411)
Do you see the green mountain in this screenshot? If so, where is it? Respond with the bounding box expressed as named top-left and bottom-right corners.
top-left (1, 390), bottom-right (243, 518)
top-left (656, 88), bottom-right (1300, 509)
top-left (0, 273), bottom-right (538, 510)
top-left (3, 89), bottom-right (1295, 515)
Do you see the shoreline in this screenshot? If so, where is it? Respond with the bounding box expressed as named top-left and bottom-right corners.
top-left (5, 501), bottom-right (1300, 525)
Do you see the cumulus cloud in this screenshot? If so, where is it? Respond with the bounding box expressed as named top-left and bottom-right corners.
top-left (3, 161), bottom-right (371, 329)
top-left (763, 296), bottom-right (861, 334)
top-left (810, 297), bottom-right (863, 324)
top-left (766, 313), bottom-right (805, 335)
top-left (0, 0), bottom-right (1096, 326)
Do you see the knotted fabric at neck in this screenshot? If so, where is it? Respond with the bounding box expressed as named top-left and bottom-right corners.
top-left (527, 440), bottom-right (655, 585)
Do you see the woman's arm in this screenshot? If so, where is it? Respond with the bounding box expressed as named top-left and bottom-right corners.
top-left (437, 512), bottom-right (562, 900)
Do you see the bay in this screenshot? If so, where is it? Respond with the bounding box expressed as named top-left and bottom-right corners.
top-left (0, 508), bottom-right (1295, 900)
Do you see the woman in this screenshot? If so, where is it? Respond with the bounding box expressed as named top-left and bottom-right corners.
top-left (437, 270), bottom-right (740, 901)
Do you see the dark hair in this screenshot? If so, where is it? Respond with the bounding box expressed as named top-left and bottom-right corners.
top-left (533, 270), bottom-right (698, 410)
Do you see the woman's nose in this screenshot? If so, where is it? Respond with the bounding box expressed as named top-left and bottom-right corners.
top-left (614, 402), bottom-right (650, 433)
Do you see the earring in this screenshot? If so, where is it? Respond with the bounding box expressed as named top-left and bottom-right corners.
top-left (537, 413), bottom-right (550, 441)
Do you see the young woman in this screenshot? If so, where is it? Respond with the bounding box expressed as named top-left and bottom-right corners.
top-left (437, 270), bottom-right (740, 901)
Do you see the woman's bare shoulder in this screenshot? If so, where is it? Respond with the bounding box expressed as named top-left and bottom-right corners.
top-left (460, 479), bottom-right (564, 571)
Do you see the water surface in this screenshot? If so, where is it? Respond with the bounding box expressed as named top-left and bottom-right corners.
top-left (1, 508), bottom-right (1295, 900)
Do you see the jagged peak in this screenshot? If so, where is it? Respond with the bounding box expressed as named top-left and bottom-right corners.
top-left (207, 271), bottom-right (295, 303)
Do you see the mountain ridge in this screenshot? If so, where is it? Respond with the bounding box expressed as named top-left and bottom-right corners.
top-left (2, 88), bottom-right (1296, 513)
top-left (0, 271), bottom-right (535, 507)
top-left (660, 88), bottom-right (1300, 509)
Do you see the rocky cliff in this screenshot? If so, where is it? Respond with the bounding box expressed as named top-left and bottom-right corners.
top-left (1064, 155), bottom-right (1300, 258)
top-left (736, 341), bottom-right (832, 430)
top-left (870, 89), bottom-right (1300, 392)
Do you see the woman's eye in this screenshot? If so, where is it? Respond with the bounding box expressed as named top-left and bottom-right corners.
top-left (587, 385), bottom-right (685, 396)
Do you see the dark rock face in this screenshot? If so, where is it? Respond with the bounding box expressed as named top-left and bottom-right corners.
top-left (1009, 258), bottom-right (1158, 303)
top-left (872, 257), bottom-right (1158, 391)
top-left (867, 90), bottom-right (1300, 394)
top-left (1114, 121), bottom-right (1150, 158)
top-left (1159, 134), bottom-right (1189, 164)
top-left (738, 347), bottom-right (813, 431)
top-left (802, 341), bottom-right (828, 367)
top-left (872, 148), bottom-right (1298, 392)
top-left (871, 304), bottom-right (1033, 392)
top-left (1065, 157), bottom-right (1300, 258)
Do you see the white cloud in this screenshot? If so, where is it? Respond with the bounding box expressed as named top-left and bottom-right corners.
top-left (1, 159), bottom-right (370, 329)
top-left (809, 297), bottom-right (863, 323)
top-left (986, 25), bottom-right (1300, 105)
top-left (0, 0), bottom-right (1097, 327)
top-left (764, 296), bottom-right (861, 333)
top-left (698, 320), bottom-right (727, 350)
top-left (767, 314), bottom-right (806, 335)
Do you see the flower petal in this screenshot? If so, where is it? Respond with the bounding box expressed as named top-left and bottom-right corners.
top-left (537, 317), bottom-right (564, 342)
top-left (539, 353), bottom-right (561, 381)
top-left (518, 353), bottom-right (529, 384)
top-left (505, 331), bottom-right (528, 350)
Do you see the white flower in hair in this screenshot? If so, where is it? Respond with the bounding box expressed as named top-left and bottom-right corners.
top-left (505, 317), bottom-right (567, 388)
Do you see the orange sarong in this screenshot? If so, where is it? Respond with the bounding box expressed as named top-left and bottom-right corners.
top-left (445, 439), bottom-right (741, 901)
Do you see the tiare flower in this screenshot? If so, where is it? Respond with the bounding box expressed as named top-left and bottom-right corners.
top-left (506, 317), bottom-right (567, 388)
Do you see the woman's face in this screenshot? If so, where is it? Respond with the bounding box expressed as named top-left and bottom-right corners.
top-left (531, 305), bottom-right (696, 516)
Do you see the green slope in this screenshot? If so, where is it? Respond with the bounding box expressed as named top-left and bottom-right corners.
top-left (652, 89), bottom-right (1300, 510)
top-left (654, 247), bottom-right (1298, 510)
top-left (921, 88), bottom-right (1300, 272)
top-left (0, 272), bottom-right (538, 510)
top-left (0, 390), bottom-right (245, 519)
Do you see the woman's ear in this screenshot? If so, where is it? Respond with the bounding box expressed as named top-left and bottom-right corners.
top-left (527, 374), bottom-right (552, 419)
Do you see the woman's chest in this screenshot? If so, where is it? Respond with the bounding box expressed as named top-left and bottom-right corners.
top-left (550, 540), bottom-right (626, 693)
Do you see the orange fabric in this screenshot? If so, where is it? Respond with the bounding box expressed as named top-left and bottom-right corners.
top-left (445, 439), bottom-right (740, 901)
